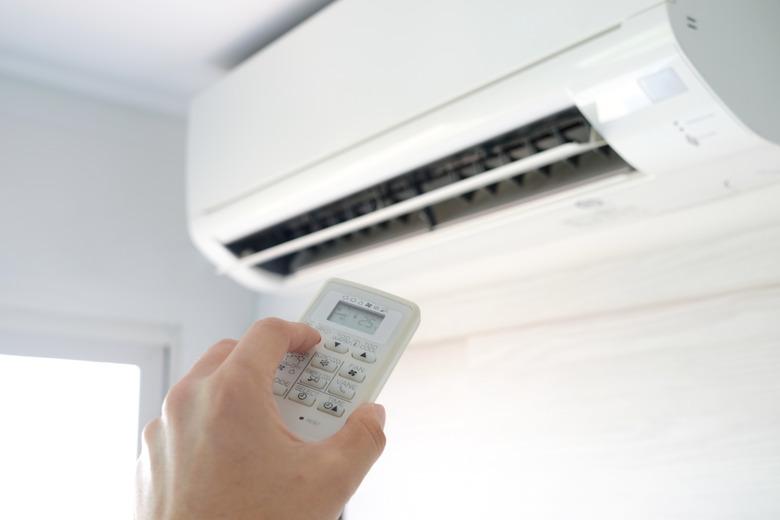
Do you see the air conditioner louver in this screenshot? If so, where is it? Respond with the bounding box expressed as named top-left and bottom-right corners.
top-left (224, 107), bottom-right (634, 276)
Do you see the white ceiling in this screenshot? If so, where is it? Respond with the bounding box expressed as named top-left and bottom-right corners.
top-left (0, 0), bottom-right (332, 115)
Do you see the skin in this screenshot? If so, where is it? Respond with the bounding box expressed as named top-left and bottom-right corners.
top-left (136, 318), bottom-right (387, 520)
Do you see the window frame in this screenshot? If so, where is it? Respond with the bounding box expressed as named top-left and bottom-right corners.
top-left (0, 306), bottom-right (173, 452)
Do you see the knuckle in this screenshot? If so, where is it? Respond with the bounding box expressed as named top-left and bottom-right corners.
top-left (252, 317), bottom-right (287, 335)
top-left (162, 379), bottom-right (194, 418)
top-left (141, 418), bottom-right (161, 444)
top-left (213, 338), bottom-right (238, 349)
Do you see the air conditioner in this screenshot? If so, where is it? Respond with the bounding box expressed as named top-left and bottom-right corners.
top-left (188, 0), bottom-right (780, 292)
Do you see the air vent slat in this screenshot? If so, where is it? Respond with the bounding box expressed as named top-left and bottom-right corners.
top-left (223, 107), bottom-right (635, 276)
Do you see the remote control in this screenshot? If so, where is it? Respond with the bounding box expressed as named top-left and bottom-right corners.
top-left (272, 278), bottom-right (421, 441)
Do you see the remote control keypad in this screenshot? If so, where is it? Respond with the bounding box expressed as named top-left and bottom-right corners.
top-left (277, 329), bottom-right (375, 419)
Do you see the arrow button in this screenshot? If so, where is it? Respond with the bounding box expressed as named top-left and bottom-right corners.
top-left (351, 350), bottom-right (376, 363)
top-left (324, 339), bottom-right (348, 354)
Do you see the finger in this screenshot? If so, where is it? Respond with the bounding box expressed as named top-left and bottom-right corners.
top-left (322, 404), bottom-right (386, 488)
top-left (227, 318), bottom-right (320, 383)
top-left (187, 339), bottom-right (238, 379)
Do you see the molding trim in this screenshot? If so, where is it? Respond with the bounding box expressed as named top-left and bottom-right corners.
top-left (0, 304), bottom-right (178, 351)
top-left (0, 51), bottom-right (189, 115)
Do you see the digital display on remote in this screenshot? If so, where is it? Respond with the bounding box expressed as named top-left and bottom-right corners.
top-left (327, 301), bottom-right (384, 334)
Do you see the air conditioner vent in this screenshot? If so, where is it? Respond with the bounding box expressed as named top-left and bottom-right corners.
top-left (224, 107), bottom-right (634, 276)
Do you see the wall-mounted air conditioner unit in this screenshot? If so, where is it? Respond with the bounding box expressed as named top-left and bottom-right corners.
top-left (188, 0), bottom-right (780, 292)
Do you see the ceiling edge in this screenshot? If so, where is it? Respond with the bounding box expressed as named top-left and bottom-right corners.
top-left (0, 51), bottom-right (190, 117)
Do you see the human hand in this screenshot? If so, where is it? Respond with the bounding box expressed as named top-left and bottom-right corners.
top-left (136, 318), bottom-right (387, 520)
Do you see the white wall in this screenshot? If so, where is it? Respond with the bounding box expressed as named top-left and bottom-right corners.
top-left (352, 210), bottom-right (780, 518)
top-left (349, 285), bottom-right (780, 519)
top-left (0, 74), bottom-right (257, 379)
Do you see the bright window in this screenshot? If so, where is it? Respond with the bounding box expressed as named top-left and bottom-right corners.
top-left (0, 317), bottom-right (168, 520)
top-left (0, 354), bottom-right (141, 519)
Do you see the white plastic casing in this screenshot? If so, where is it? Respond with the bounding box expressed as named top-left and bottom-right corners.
top-left (188, 0), bottom-right (780, 293)
top-left (273, 279), bottom-right (420, 441)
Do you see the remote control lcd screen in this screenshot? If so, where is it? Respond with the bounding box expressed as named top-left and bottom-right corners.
top-left (327, 301), bottom-right (384, 334)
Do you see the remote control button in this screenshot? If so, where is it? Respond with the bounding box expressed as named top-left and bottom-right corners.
top-left (317, 400), bottom-right (345, 418)
top-left (339, 364), bottom-right (366, 383)
top-left (324, 339), bottom-right (348, 354)
top-left (310, 353), bottom-right (341, 373)
top-left (277, 352), bottom-right (308, 378)
top-left (272, 382), bottom-right (288, 396)
top-left (282, 352), bottom-right (306, 367)
top-left (351, 350), bottom-right (376, 364)
top-left (287, 388), bottom-right (315, 407)
top-left (327, 378), bottom-right (356, 400)
top-left (299, 368), bottom-right (328, 390)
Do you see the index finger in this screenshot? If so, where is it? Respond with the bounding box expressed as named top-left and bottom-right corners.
top-left (226, 318), bottom-right (320, 384)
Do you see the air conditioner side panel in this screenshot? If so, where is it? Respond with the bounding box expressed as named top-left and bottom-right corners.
top-left (188, 0), bottom-right (661, 216)
top-left (667, 0), bottom-right (780, 146)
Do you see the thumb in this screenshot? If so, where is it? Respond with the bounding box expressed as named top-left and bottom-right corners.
top-left (325, 403), bottom-right (387, 486)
